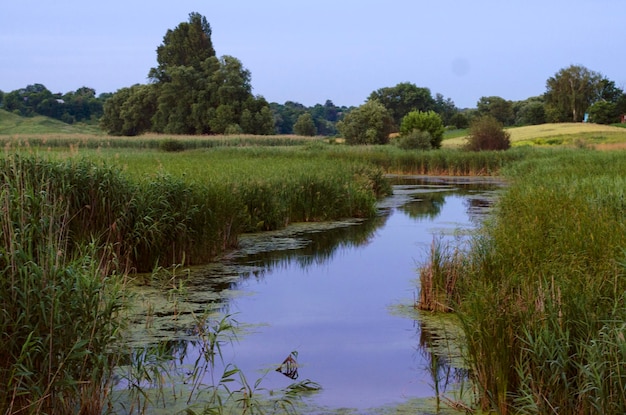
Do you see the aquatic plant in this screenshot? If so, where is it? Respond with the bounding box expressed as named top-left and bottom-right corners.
top-left (426, 149), bottom-right (626, 414)
top-left (0, 155), bottom-right (127, 414)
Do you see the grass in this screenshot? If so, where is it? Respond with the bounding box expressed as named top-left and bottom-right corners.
top-left (0, 109), bottom-right (102, 135)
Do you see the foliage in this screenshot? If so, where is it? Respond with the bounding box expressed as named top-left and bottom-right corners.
top-left (0, 149), bottom-right (389, 272)
top-left (293, 112), bottom-right (317, 136)
top-left (148, 12), bottom-right (215, 82)
top-left (449, 112), bottom-right (469, 129)
top-left (368, 82), bottom-right (437, 128)
top-left (450, 151), bottom-right (626, 414)
top-left (399, 110), bottom-right (445, 149)
top-left (544, 64), bottom-right (604, 122)
top-left (101, 13), bottom-right (274, 136)
top-left (337, 100), bottom-right (394, 145)
top-left (100, 84), bottom-right (157, 136)
top-left (0, 156), bottom-right (126, 414)
top-left (159, 138), bottom-right (186, 152)
top-left (394, 130), bottom-right (433, 150)
top-left (433, 93), bottom-right (458, 126)
top-left (465, 115), bottom-right (511, 151)
top-left (271, 100), bottom-right (346, 136)
top-left (513, 98), bottom-right (546, 126)
top-left (476, 96), bottom-right (514, 126)
top-left (587, 100), bottom-right (619, 124)
top-left (1, 83), bottom-right (106, 124)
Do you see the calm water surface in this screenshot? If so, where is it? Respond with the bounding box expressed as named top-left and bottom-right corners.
top-left (125, 177), bottom-right (502, 412)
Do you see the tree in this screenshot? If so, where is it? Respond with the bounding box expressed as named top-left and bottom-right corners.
top-left (100, 84), bottom-right (157, 135)
top-left (337, 100), bottom-right (394, 145)
top-left (450, 112), bottom-right (469, 129)
top-left (514, 97), bottom-right (546, 126)
top-left (477, 96), bottom-right (514, 126)
top-left (465, 115), bottom-right (511, 151)
top-left (544, 65), bottom-right (603, 122)
top-left (399, 110), bottom-right (445, 149)
top-left (149, 12), bottom-right (215, 82)
top-left (293, 113), bottom-right (316, 136)
top-left (587, 101), bottom-right (619, 124)
top-left (368, 82), bottom-right (435, 128)
top-left (433, 93), bottom-right (458, 126)
top-left (102, 12), bottom-right (275, 136)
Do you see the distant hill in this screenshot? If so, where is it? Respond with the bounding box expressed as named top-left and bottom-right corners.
top-left (0, 109), bottom-right (102, 135)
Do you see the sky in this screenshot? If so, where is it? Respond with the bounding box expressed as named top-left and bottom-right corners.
top-left (1, 0), bottom-right (624, 109)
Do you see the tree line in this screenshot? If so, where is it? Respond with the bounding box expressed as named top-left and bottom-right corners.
top-left (1, 12), bottom-right (625, 137)
top-left (0, 84), bottom-right (108, 124)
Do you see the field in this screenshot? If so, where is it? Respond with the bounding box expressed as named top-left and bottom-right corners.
top-left (442, 122), bottom-right (626, 148)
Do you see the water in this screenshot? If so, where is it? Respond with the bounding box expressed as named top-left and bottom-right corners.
top-left (121, 177), bottom-right (502, 412)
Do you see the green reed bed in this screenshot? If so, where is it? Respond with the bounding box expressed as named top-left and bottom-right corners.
top-left (0, 133), bottom-right (320, 151)
top-left (1, 147), bottom-right (389, 273)
top-left (419, 149), bottom-right (626, 414)
top-left (0, 155), bottom-right (127, 414)
top-left (323, 145), bottom-right (532, 176)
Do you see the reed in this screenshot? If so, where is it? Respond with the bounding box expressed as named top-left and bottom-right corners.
top-left (442, 149), bottom-right (626, 414)
top-left (0, 155), bottom-right (127, 414)
top-left (322, 145), bottom-right (533, 176)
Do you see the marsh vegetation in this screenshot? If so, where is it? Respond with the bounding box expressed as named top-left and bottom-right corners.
top-left (2, 130), bottom-right (626, 414)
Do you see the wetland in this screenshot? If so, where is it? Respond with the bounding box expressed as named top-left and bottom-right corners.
top-left (118, 176), bottom-right (503, 413)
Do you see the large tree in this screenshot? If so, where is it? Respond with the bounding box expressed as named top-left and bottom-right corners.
top-left (149, 12), bottom-right (215, 82)
top-left (476, 96), bottom-right (514, 126)
top-left (337, 100), bottom-right (394, 145)
top-left (368, 82), bottom-right (435, 128)
top-left (102, 12), bottom-right (274, 135)
top-left (544, 65), bottom-right (603, 122)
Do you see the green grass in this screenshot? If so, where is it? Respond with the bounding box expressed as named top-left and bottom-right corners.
top-left (0, 109), bottom-right (102, 135)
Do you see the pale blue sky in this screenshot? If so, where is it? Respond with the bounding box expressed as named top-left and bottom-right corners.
top-left (1, 0), bottom-right (624, 108)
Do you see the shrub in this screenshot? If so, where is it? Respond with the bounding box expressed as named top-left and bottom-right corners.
top-left (394, 129), bottom-right (432, 150)
top-left (399, 110), bottom-right (445, 149)
top-left (337, 100), bottom-right (394, 145)
top-left (293, 113), bottom-right (317, 136)
top-left (465, 115), bottom-right (511, 151)
top-left (159, 138), bottom-right (186, 152)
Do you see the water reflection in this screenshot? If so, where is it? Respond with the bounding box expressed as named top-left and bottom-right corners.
top-left (118, 177), bottom-right (503, 412)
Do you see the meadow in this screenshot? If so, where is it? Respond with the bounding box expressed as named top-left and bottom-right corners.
top-left (2, 122), bottom-right (626, 414)
top-left (441, 122), bottom-right (626, 148)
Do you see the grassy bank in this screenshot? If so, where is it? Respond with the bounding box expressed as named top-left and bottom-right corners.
top-left (419, 149), bottom-right (626, 414)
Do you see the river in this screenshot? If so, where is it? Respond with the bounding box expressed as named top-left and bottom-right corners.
top-left (118, 176), bottom-right (502, 414)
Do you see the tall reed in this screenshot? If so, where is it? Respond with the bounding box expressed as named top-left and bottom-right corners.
top-left (448, 150), bottom-right (626, 414)
top-left (0, 155), bottom-right (126, 414)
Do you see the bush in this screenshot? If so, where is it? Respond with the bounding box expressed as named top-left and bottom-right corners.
top-left (159, 138), bottom-right (186, 152)
top-left (465, 115), bottom-right (511, 151)
top-left (394, 129), bottom-right (432, 150)
top-left (293, 113), bottom-right (317, 136)
top-left (337, 100), bottom-right (394, 145)
top-left (399, 110), bottom-right (445, 149)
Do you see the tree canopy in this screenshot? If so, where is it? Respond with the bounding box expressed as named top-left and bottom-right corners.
top-left (337, 100), bottom-right (394, 145)
top-left (1, 83), bottom-right (105, 124)
top-left (544, 65), bottom-right (603, 122)
top-left (399, 110), bottom-right (445, 149)
top-left (368, 82), bottom-right (437, 128)
top-left (101, 12), bottom-right (274, 136)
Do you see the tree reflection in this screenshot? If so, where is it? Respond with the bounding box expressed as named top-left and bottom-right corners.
top-left (234, 214), bottom-right (389, 280)
top-left (399, 193), bottom-right (446, 219)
